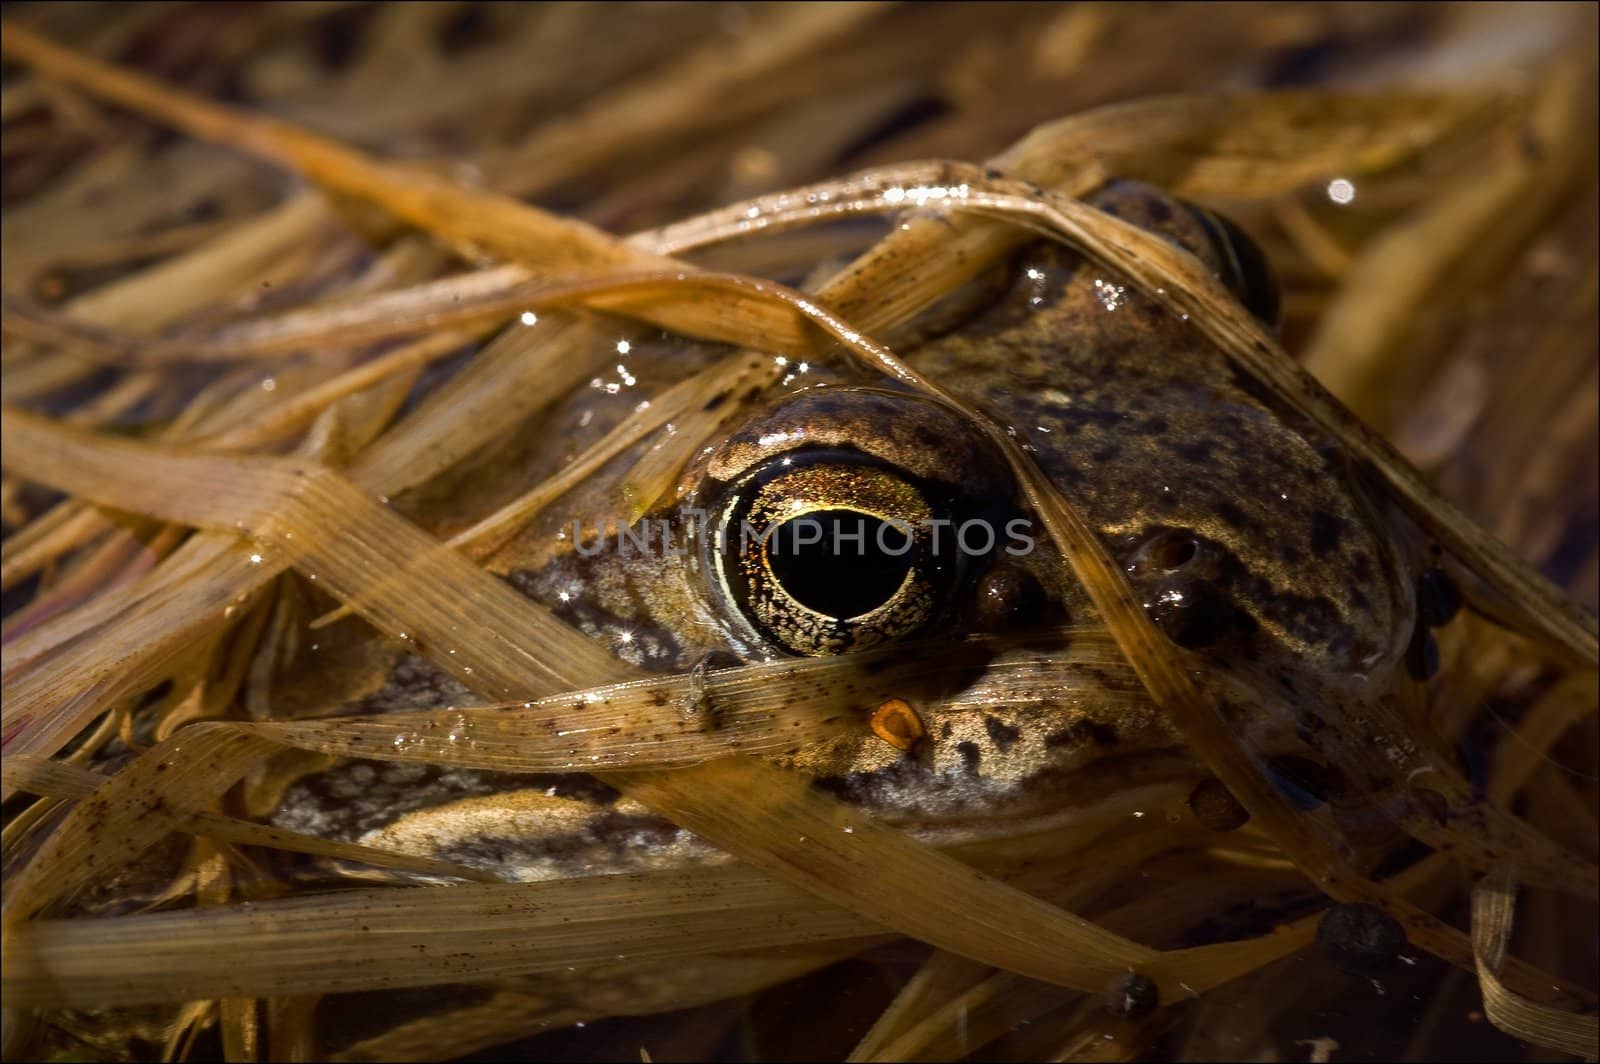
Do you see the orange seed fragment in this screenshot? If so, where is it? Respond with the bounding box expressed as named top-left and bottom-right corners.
top-left (870, 698), bottom-right (925, 751)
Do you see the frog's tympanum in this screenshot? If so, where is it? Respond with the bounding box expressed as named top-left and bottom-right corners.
top-left (266, 182), bottom-right (1422, 885)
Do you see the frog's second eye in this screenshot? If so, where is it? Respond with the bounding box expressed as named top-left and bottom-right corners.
top-left (713, 454), bottom-right (962, 656)
top-left (1184, 203), bottom-right (1281, 329)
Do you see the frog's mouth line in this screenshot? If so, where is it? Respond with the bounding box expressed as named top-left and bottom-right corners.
top-left (292, 746), bottom-right (1206, 882)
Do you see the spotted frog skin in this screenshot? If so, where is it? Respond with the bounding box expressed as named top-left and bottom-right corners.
top-left (264, 182), bottom-right (1423, 883)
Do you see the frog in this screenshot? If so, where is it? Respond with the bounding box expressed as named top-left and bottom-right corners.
top-left (261, 180), bottom-right (1427, 885)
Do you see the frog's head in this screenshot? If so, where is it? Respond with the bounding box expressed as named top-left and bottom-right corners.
top-left (510, 182), bottom-right (1422, 832)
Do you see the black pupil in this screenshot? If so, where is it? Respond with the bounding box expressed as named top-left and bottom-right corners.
top-left (765, 510), bottom-right (914, 619)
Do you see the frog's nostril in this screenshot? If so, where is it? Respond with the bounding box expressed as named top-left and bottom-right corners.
top-left (972, 564), bottom-right (1046, 632)
top-left (1133, 527), bottom-right (1200, 571)
top-left (1144, 575), bottom-right (1232, 648)
top-left (1154, 536), bottom-right (1197, 570)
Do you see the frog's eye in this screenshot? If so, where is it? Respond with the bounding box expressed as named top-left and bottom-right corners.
top-left (1184, 203), bottom-right (1281, 328)
top-left (712, 452), bottom-right (967, 656)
